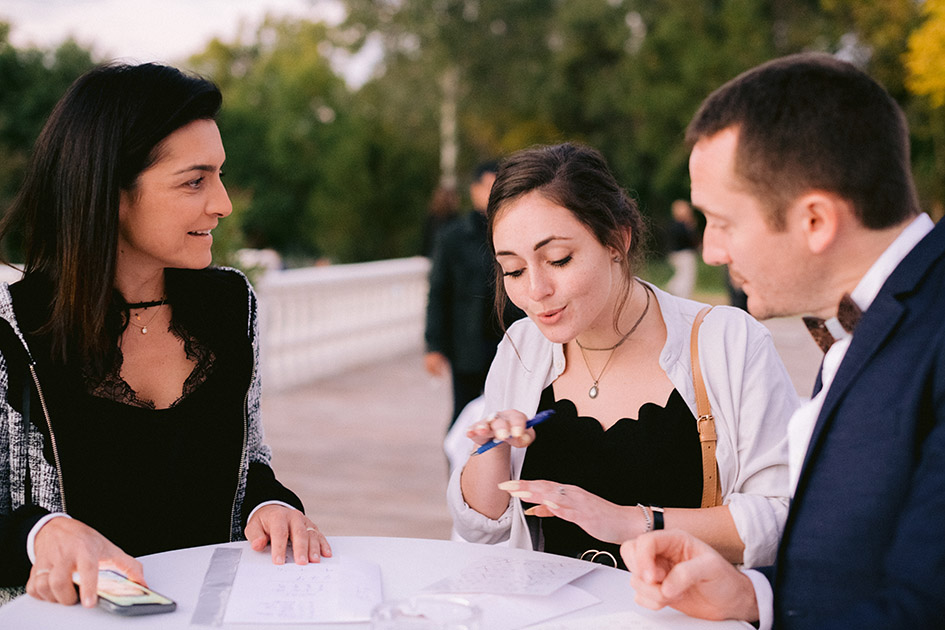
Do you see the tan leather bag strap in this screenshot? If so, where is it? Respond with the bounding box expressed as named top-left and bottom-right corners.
top-left (691, 306), bottom-right (722, 508)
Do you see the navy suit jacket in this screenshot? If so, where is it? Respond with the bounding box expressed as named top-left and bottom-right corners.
top-left (767, 217), bottom-right (945, 628)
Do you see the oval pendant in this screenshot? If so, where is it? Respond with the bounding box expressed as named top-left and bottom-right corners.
top-left (588, 385), bottom-right (598, 399)
top-left (141, 327), bottom-right (148, 334)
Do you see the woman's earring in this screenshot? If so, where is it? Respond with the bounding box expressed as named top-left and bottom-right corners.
top-left (613, 255), bottom-right (622, 263)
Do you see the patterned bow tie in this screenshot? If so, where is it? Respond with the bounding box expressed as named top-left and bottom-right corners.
top-left (802, 294), bottom-right (863, 353)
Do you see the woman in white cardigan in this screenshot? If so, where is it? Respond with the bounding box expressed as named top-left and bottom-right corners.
top-left (447, 143), bottom-right (798, 569)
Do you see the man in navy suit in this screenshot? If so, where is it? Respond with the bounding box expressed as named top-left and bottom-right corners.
top-left (621, 53), bottom-right (945, 629)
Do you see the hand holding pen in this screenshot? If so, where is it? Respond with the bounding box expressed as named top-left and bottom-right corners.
top-left (468, 409), bottom-right (555, 455)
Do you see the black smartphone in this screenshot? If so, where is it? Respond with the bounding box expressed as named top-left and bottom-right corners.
top-left (89, 569), bottom-right (177, 616)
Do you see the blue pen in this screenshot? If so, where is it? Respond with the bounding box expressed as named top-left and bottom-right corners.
top-left (472, 409), bottom-right (556, 456)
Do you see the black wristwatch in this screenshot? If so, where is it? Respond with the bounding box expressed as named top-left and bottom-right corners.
top-left (651, 506), bottom-right (665, 530)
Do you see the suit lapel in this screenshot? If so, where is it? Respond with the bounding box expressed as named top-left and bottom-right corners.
top-left (806, 292), bottom-right (904, 451)
top-left (789, 292), bottom-right (905, 504)
top-left (793, 218), bottom-right (945, 498)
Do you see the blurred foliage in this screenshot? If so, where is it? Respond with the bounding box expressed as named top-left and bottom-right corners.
top-left (640, 257), bottom-right (727, 298)
top-left (0, 25), bottom-right (96, 259)
top-left (906, 0), bottom-right (945, 107)
top-left (905, 0), bottom-right (945, 217)
top-left (188, 18), bottom-right (438, 264)
top-left (1, 0), bottom-right (944, 267)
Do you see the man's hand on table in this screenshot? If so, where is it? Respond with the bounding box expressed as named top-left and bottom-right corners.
top-left (622, 530), bottom-right (759, 623)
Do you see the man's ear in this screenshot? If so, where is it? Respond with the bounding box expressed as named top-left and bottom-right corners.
top-left (792, 191), bottom-right (848, 255)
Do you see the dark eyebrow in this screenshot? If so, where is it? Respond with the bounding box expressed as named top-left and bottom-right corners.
top-left (495, 235), bottom-right (570, 258)
top-left (173, 164), bottom-right (221, 175)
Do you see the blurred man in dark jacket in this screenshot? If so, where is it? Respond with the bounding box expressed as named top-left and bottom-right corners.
top-left (425, 161), bottom-right (522, 429)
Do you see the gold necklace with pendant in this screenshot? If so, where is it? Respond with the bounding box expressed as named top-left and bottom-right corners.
top-left (575, 284), bottom-right (651, 399)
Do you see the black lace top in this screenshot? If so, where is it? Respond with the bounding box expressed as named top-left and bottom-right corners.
top-left (85, 320), bottom-right (215, 409)
top-left (520, 384), bottom-right (703, 570)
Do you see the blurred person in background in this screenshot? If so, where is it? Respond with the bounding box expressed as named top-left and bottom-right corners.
top-left (425, 161), bottom-right (523, 430)
top-left (421, 185), bottom-right (460, 258)
top-left (665, 199), bottom-right (700, 298)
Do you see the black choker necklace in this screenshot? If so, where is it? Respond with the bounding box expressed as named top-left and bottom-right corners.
top-left (126, 298), bottom-right (166, 309)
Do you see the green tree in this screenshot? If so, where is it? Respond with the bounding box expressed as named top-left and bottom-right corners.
top-left (190, 17), bottom-right (441, 263)
top-left (821, 0), bottom-right (919, 97)
top-left (341, 0), bottom-right (562, 186)
top-left (337, 0), bottom-right (856, 245)
top-left (905, 0), bottom-right (945, 218)
top-left (607, 0), bottom-right (839, 214)
top-left (0, 24), bottom-right (96, 259)
top-left (198, 1), bottom-right (943, 263)
top-left (906, 0), bottom-right (945, 107)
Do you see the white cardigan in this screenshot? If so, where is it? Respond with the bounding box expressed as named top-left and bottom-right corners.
top-left (447, 282), bottom-right (798, 568)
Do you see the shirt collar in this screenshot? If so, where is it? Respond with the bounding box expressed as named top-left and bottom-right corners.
top-left (823, 213), bottom-right (934, 341)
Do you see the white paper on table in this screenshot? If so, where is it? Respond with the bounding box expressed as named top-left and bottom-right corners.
top-left (422, 556), bottom-right (597, 596)
top-left (467, 584), bottom-right (600, 630)
top-left (222, 551), bottom-right (382, 624)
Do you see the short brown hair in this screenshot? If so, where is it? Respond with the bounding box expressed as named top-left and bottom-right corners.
top-left (686, 53), bottom-right (919, 230)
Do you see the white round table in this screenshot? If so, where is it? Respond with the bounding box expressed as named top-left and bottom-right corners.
top-left (0, 536), bottom-right (748, 629)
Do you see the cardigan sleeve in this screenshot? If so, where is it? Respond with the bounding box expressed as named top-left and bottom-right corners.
top-left (446, 331), bottom-right (516, 543)
top-left (244, 282), bottom-right (272, 469)
top-left (447, 320), bottom-right (552, 545)
top-left (0, 346), bottom-right (43, 587)
top-left (240, 463), bottom-right (304, 528)
top-left (0, 505), bottom-right (48, 586)
top-left (236, 273), bottom-right (304, 530)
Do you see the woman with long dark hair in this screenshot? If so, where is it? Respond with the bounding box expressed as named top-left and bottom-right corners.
top-left (0, 63), bottom-right (329, 607)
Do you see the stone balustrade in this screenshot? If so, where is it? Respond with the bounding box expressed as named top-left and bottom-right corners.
top-left (254, 256), bottom-right (431, 392)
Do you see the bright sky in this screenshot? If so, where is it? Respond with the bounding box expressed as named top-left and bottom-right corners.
top-left (1, 0), bottom-right (377, 84)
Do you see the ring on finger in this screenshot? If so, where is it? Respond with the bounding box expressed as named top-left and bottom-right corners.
top-left (305, 527), bottom-right (318, 533)
top-left (34, 568), bottom-right (51, 576)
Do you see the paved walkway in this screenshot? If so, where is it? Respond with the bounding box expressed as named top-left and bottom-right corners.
top-left (262, 307), bottom-right (822, 541)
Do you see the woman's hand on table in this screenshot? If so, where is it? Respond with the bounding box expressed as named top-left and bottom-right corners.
top-left (499, 480), bottom-right (643, 543)
top-left (466, 409), bottom-right (536, 449)
top-left (29, 516), bottom-right (144, 608)
top-left (246, 504), bottom-right (331, 565)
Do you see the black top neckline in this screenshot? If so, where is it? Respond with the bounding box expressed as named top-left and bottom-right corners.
top-left (548, 389), bottom-right (684, 433)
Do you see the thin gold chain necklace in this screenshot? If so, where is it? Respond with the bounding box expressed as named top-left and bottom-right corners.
top-left (127, 299), bottom-right (166, 335)
top-left (576, 285), bottom-right (651, 399)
